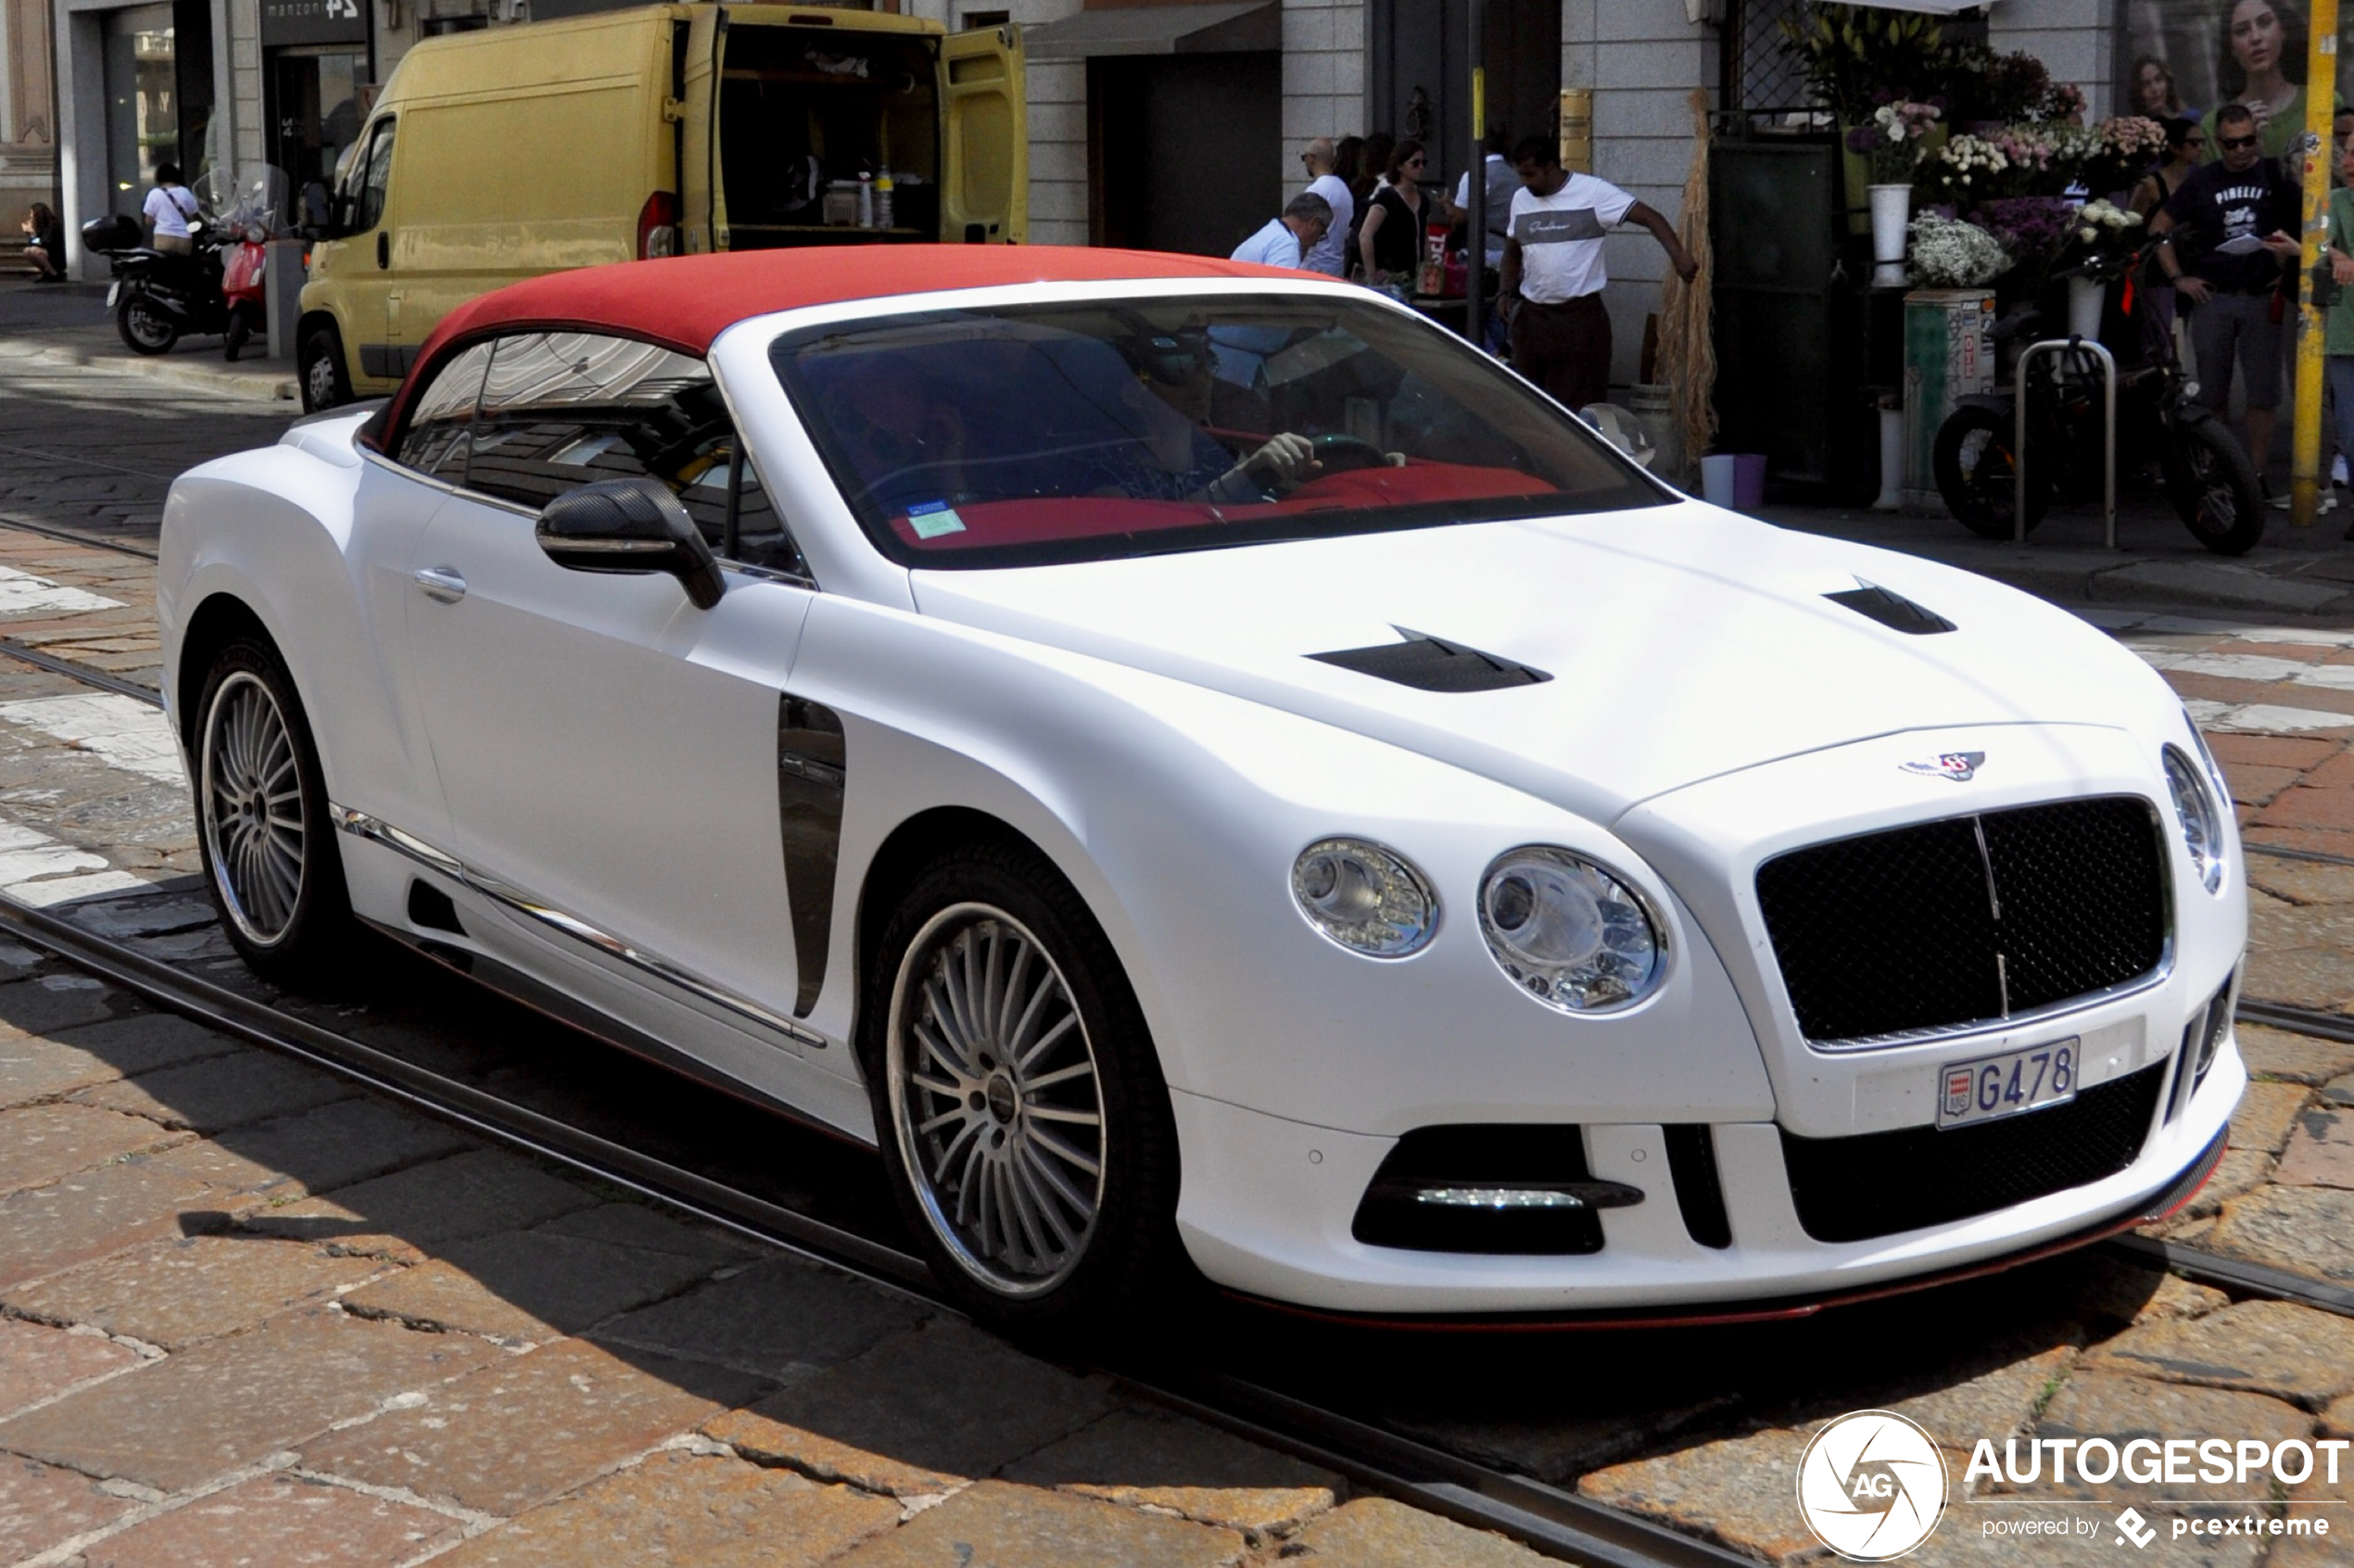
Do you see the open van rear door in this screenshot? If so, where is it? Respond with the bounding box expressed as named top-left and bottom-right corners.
top-left (938, 24), bottom-right (1026, 244)
top-left (679, 6), bottom-right (724, 251)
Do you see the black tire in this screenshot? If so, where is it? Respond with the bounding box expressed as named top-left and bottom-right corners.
top-left (116, 293), bottom-right (177, 356)
top-left (191, 637), bottom-right (356, 986)
top-left (1933, 405), bottom-right (2049, 539)
top-left (2165, 417), bottom-right (2266, 556)
top-left (223, 302), bottom-right (256, 362)
top-left (860, 840), bottom-right (1187, 1336)
top-left (299, 323), bottom-right (352, 413)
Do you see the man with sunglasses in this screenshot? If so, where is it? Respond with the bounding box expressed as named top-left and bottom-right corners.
top-left (2153, 102), bottom-right (2303, 473)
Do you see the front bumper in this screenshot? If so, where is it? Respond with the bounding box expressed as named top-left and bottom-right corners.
top-left (1168, 1025), bottom-right (2244, 1317)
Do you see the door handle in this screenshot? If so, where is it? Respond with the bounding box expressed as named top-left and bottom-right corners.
top-left (413, 565), bottom-right (466, 603)
top-left (377, 231), bottom-right (390, 270)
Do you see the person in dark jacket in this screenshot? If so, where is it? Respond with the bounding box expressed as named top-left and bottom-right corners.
top-left (20, 204), bottom-right (64, 281)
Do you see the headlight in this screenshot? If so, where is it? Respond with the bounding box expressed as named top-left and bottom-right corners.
top-left (2162, 743), bottom-right (2227, 894)
top-left (1478, 846), bottom-right (1664, 1011)
top-left (1291, 839), bottom-right (1438, 957)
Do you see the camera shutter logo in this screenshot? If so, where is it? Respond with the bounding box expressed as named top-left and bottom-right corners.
top-left (1795, 1410), bottom-right (1949, 1561)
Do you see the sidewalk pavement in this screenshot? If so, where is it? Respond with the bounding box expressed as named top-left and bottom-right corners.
top-left (0, 281), bottom-right (297, 403)
top-left (1766, 491), bottom-right (2354, 621)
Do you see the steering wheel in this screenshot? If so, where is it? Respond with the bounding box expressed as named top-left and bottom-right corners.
top-left (1307, 433), bottom-right (1392, 474)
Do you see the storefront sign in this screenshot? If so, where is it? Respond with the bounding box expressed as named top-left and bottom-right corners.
top-left (259, 0), bottom-right (366, 49)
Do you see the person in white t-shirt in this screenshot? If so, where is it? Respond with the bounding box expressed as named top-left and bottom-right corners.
top-left (142, 164), bottom-right (200, 255)
top-left (1230, 191), bottom-right (1333, 270)
top-left (1498, 136), bottom-right (1695, 411)
top-left (1449, 128), bottom-right (1516, 271)
top-left (1294, 138), bottom-right (1353, 278)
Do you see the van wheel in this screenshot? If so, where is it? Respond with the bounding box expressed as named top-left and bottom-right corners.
top-left (299, 325), bottom-right (352, 413)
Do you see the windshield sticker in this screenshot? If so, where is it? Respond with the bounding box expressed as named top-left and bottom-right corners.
top-left (906, 501), bottom-right (967, 539)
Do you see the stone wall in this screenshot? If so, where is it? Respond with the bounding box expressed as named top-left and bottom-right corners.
top-left (1561, 0), bottom-right (1710, 392)
top-left (1989, 0), bottom-right (2117, 120)
top-left (1282, 0), bottom-right (1365, 188)
top-left (1, 0), bottom-right (59, 224)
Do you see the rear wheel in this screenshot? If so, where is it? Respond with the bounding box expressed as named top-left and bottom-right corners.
top-left (864, 841), bottom-right (1186, 1335)
top-left (1933, 405), bottom-right (2048, 539)
top-left (298, 323), bottom-right (352, 413)
top-left (193, 638), bottom-right (355, 985)
top-left (2165, 417), bottom-right (2266, 556)
top-left (116, 293), bottom-right (177, 356)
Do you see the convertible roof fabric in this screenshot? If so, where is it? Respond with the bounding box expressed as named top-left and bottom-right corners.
top-left (376, 245), bottom-right (1299, 445)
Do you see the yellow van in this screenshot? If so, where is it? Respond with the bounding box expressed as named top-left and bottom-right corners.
top-left (296, 4), bottom-right (1025, 410)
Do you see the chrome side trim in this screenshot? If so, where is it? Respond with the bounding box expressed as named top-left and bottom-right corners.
top-left (332, 805), bottom-right (827, 1049)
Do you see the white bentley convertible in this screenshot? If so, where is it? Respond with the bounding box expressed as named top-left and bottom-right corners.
top-left (158, 247), bottom-right (2246, 1327)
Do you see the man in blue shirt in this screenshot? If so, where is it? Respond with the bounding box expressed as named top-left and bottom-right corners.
top-left (1231, 193), bottom-right (1333, 270)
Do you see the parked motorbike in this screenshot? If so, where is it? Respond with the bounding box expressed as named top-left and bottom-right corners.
top-left (77, 168), bottom-right (283, 360)
top-left (1931, 252), bottom-right (2265, 557)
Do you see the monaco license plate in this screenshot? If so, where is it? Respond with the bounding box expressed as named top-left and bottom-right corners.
top-left (1936, 1039), bottom-right (2078, 1130)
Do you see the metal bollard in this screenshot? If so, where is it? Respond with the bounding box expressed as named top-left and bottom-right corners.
top-left (2015, 337), bottom-right (2118, 550)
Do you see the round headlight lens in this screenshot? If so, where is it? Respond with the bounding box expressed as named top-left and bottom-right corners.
top-left (2163, 743), bottom-right (2227, 894)
top-left (1478, 847), bottom-right (1664, 1011)
top-left (1290, 839), bottom-right (1438, 957)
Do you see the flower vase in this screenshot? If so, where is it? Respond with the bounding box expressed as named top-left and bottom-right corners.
top-left (1868, 183), bottom-right (1912, 287)
top-left (2067, 274), bottom-right (2104, 341)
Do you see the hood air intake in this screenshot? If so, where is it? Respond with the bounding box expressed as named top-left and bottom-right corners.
top-left (1310, 628), bottom-right (1550, 692)
top-left (1825, 584), bottom-right (1955, 635)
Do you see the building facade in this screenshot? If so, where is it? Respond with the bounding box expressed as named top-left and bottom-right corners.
top-left (28, 0), bottom-right (2116, 399)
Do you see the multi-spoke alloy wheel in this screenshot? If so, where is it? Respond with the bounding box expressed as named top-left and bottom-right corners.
top-left (866, 841), bottom-right (1183, 1330)
top-left (193, 638), bottom-right (353, 983)
top-left (888, 904), bottom-right (1107, 1296)
top-left (201, 670), bottom-right (306, 945)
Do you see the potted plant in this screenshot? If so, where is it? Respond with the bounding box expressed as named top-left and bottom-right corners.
top-left (1848, 99), bottom-right (1943, 285)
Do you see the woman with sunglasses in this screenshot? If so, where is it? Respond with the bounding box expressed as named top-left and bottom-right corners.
top-left (1357, 141), bottom-right (1429, 290)
top-left (2133, 118), bottom-right (2207, 371)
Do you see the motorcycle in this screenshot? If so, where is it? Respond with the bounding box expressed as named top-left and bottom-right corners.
top-left (77, 167), bottom-right (284, 360)
top-left (1931, 246), bottom-right (2265, 557)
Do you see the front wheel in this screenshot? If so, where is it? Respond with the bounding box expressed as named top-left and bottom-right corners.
top-left (2164, 417), bottom-right (2266, 556)
top-left (1933, 405), bottom-right (2048, 539)
top-left (116, 292), bottom-right (177, 355)
top-left (193, 638), bottom-right (356, 985)
top-left (298, 323), bottom-right (352, 413)
top-left (864, 841), bottom-right (1186, 1334)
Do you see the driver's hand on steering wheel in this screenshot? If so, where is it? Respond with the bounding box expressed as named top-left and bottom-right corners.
top-left (1240, 432), bottom-right (1321, 486)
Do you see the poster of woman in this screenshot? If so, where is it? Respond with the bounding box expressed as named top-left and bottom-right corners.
top-left (2122, 0), bottom-right (2350, 159)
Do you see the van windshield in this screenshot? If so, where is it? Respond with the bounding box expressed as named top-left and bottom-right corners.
top-left (768, 294), bottom-right (1667, 568)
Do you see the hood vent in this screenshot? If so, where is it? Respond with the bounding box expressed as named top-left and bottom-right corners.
top-left (1310, 628), bottom-right (1551, 692)
top-left (1825, 584), bottom-right (1955, 636)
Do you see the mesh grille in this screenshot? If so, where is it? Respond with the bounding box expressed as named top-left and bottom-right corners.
top-left (1781, 1061), bottom-right (2163, 1243)
top-left (1755, 798), bottom-right (2168, 1045)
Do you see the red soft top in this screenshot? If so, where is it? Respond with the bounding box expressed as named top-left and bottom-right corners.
top-left (373, 245), bottom-right (1309, 443)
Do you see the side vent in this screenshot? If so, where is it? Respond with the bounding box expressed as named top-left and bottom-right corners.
top-left (1663, 1124), bottom-right (1732, 1249)
top-left (407, 879), bottom-right (465, 936)
top-left (1310, 628), bottom-right (1551, 692)
top-left (1825, 584), bottom-right (1955, 636)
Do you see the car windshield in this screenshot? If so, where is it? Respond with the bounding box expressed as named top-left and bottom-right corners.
top-left (768, 294), bottom-right (1667, 568)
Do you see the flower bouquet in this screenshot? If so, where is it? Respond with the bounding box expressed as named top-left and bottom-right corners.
top-left (1843, 99), bottom-right (1944, 184)
top-left (1906, 213), bottom-right (2009, 287)
top-left (2057, 197), bottom-right (2145, 283)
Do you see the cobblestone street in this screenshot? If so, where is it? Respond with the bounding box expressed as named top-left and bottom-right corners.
top-left (1, 326), bottom-right (2352, 1567)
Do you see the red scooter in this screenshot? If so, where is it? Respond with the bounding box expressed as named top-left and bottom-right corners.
top-left (219, 221), bottom-right (265, 362)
